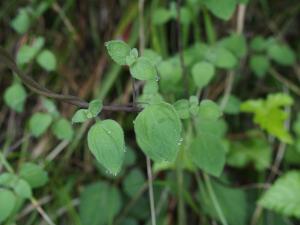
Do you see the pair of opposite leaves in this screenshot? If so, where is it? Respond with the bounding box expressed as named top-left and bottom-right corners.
top-left (87, 102), bottom-right (182, 175)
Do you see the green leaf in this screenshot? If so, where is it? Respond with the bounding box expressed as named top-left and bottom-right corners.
top-left (143, 49), bottom-right (162, 66)
top-left (198, 100), bottom-right (222, 121)
top-left (152, 8), bottom-right (172, 25)
top-left (19, 163), bottom-right (48, 188)
top-left (123, 169), bottom-right (145, 197)
top-left (267, 43), bottom-right (296, 66)
top-left (259, 171), bottom-right (300, 218)
top-left (72, 109), bottom-right (89, 124)
top-left (219, 33), bottom-right (247, 58)
top-left (240, 93), bottom-right (293, 143)
top-left (80, 181), bottom-right (122, 225)
top-left (87, 120), bottom-right (125, 174)
top-left (157, 60), bottom-right (182, 84)
top-left (14, 179), bottom-right (32, 199)
top-left (250, 54), bottom-right (270, 78)
top-left (191, 61), bottom-right (215, 89)
top-left (129, 57), bottom-right (158, 80)
top-left (250, 36), bottom-right (268, 52)
top-left (203, 0), bottom-right (237, 20)
top-left (173, 99), bottom-right (190, 119)
top-left (222, 95), bottom-right (241, 115)
top-left (52, 118), bottom-right (74, 141)
top-left (198, 179), bottom-right (248, 225)
top-left (11, 8), bottom-right (31, 34)
top-left (42, 98), bottom-right (59, 116)
top-left (105, 40), bottom-right (131, 65)
top-left (0, 173), bottom-right (18, 187)
top-left (29, 112), bottom-right (52, 137)
top-left (134, 102), bottom-right (182, 162)
top-left (0, 189), bottom-right (16, 222)
top-left (88, 99), bottom-right (103, 118)
top-left (206, 47), bottom-right (237, 69)
top-left (227, 131), bottom-right (271, 171)
top-left (143, 80), bottom-right (159, 95)
top-left (36, 49), bottom-right (57, 71)
top-left (188, 132), bottom-right (226, 176)
top-left (4, 83), bottom-right (27, 113)
top-left (16, 37), bottom-right (45, 66)
top-left (179, 7), bottom-right (192, 25)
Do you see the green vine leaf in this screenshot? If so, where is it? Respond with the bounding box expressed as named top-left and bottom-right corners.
top-left (267, 42), bottom-right (296, 66)
top-left (250, 54), bottom-right (270, 78)
top-left (72, 109), bottom-right (89, 124)
top-left (4, 83), bottom-right (27, 113)
top-left (188, 132), bottom-right (226, 177)
top-left (14, 178), bottom-right (32, 199)
top-left (51, 118), bottom-right (74, 141)
top-left (240, 93), bottom-right (293, 143)
top-left (129, 57), bottom-right (158, 81)
top-left (105, 40), bottom-right (131, 65)
top-left (0, 189), bottom-right (16, 222)
top-left (202, 0), bottom-right (237, 20)
top-left (191, 61), bottom-right (215, 89)
top-left (198, 100), bottom-right (222, 121)
top-left (88, 100), bottom-right (103, 118)
top-left (87, 120), bottom-right (125, 175)
top-left (134, 102), bottom-right (182, 162)
top-left (19, 163), bottom-right (48, 188)
top-left (36, 49), bottom-right (57, 71)
top-left (259, 171), bottom-right (300, 218)
top-left (173, 99), bottom-right (190, 119)
top-left (79, 181), bottom-right (122, 225)
top-left (29, 112), bottom-right (53, 137)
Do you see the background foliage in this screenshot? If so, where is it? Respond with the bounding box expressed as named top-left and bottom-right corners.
top-left (0, 0), bottom-right (300, 225)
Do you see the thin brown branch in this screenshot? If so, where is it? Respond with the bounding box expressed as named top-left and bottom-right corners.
top-left (0, 47), bottom-right (141, 112)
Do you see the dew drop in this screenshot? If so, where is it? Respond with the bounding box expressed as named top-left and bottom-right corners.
top-left (155, 76), bottom-right (160, 82)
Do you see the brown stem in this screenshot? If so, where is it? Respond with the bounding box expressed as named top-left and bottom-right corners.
top-left (0, 47), bottom-right (141, 112)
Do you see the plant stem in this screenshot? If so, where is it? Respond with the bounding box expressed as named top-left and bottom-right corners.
top-left (176, 163), bottom-right (186, 225)
top-left (146, 157), bottom-right (157, 225)
top-left (220, 4), bottom-right (246, 110)
top-left (203, 173), bottom-right (228, 225)
top-left (138, 1), bottom-right (157, 224)
top-left (31, 197), bottom-right (56, 225)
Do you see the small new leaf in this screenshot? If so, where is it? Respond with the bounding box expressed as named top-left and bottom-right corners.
top-left (72, 109), bottom-right (89, 124)
top-left (88, 100), bottom-right (103, 118)
top-left (105, 40), bottom-right (131, 65)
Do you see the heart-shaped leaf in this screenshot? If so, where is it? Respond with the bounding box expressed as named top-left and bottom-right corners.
top-left (88, 120), bottom-right (125, 174)
top-left (134, 102), bottom-right (182, 162)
